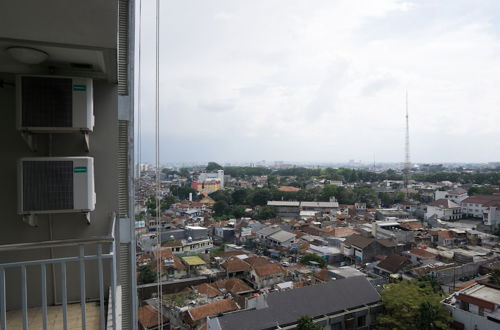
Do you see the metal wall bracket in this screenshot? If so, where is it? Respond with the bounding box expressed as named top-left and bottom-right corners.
top-left (84, 212), bottom-right (91, 224)
top-left (22, 214), bottom-right (38, 227)
top-left (83, 132), bottom-right (90, 152)
top-left (21, 131), bottom-right (36, 152)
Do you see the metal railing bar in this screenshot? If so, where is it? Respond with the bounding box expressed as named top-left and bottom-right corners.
top-left (111, 241), bottom-right (117, 330)
top-left (79, 245), bottom-right (86, 330)
top-left (21, 266), bottom-right (28, 330)
top-left (97, 244), bottom-right (105, 330)
top-left (0, 253), bottom-right (114, 269)
top-left (0, 237), bottom-right (114, 253)
top-left (41, 264), bottom-right (48, 330)
top-left (61, 262), bottom-right (68, 330)
top-left (0, 268), bottom-right (6, 330)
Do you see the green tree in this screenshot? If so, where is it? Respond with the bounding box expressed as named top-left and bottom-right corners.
top-left (297, 315), bottom-right (323, 330)
top-left (170, 186), bottom-right (197, 200)
top-left (206, 162), bottom-right (223, 171)
top-left (138, 265), bottom-right (156, 284)
top-left (468, 186), bottom-right (497, 196)
top-left (179, 168), bottom-right (190, 177)
top-left (255, 205), bottom-right (276, 220)
top-left (231, 189), bottom-right (248, 205)
top-left (231, 205), bottom-right (246, 219)
top-left (416, 301), bottom-right (450, 330)
top-left (376, 279), bottom-right (451, 330)
top-left (160, 196), bottom-right (176, 211)
top-left (320, 184), bottom-right (339, 201)
top-left (213, 200), bottom-right (230, 217)
top-left (489, 268), bottom-right (500, 285)
top-left (249, 189), bottom-right (272, 206)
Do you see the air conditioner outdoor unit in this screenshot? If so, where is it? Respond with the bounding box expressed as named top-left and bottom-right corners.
top-left (16, 75), bottom-right (94, 132)
top-left (18, 157), bottom-right (96, 216)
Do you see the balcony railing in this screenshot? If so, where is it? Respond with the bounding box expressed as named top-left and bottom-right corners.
top-left (0, 216), bottom-right (117, 330)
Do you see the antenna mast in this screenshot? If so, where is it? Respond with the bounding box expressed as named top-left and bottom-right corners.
top-left (403, 91), bottom-right (411, 199)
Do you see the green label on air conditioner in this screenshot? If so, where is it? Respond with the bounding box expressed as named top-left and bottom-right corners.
top-left (74, 166), bottom-right (87, 173)
top-left (73, 84), bottom-right (86, 91)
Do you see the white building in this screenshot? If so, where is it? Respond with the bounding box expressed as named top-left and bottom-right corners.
top-left (442, 283), bottom-right (500, 329)
top-left (425, 199), bottom-right (462, 221)
top-left (483, 201), bottom-right (500, 228)
top-left (461, 195), bottom-right (500, 219)
top-left (435, 188), bottom-right (468, 204)
top-left (198, 169), bottom-right (225, 188)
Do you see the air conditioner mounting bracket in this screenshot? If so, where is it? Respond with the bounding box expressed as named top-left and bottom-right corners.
top-left (83, 131), bottom-right (90, 152)
top-left (21, 131), bottom-right (36, 152)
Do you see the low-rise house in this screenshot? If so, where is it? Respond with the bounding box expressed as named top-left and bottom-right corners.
top-left (193, 277), bottom-right (254, 299)
top-left (250, 263), bottom-right (287, 289)
top-left (154, 249), bottom-right (187, 279)
top-left (267, 230), bottom-right (296, 247)
top-left (138, 304), bottom-right (169, 330)
top-left (208, 276), bottom-right (383, 330)
top-left (220, 257), bottom-right (252, 277)
top-left (342, 234), bottom-right (399, 263)
top-left (256, 226), bottom-right (296, 248)
top-left (403, 248), bottom-right (437, 265)
top-left (185, 298), bottom-right (240, 329)
top-left (442, 282), bottom-right (500, 330)
top-left (397, 201), bottom-right (419, 214)
top-left (433, 230), bottom-right (468, 247)
top-left (426, 199), bottom-right (462, 221)
top-left (435, 188), bottom-right (468, 204)
top-left (374, 254), bottom-right (409, 276)
top-left (161, 237), bottom-right (213, 256)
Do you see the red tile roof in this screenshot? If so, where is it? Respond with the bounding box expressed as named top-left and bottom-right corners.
top-left (193, 283), bottom-right (222, 298)
top-left (438, 231), bottom-right (454, 239)
top-left (314, 268), bottom-right (330, 282)
top-left (138, 305), bottom-right (168, 329)
top-left (244, 256), bottom-right (270, 267)
top-left (187, 299), bottom-right (239, 323)
top-left (376, 254), bottom-right (408, 273)
top-left (253, 263), bottom-right (286, 277)
top-left (462, 194), bottom-right (500, 205)
top-left (278, 186), bottom-right (301, 192)
top-left (221, 257), bottom-right (251, 273)
top-left (408, 249), bottom-right (436, 259)
top-left (428, 199), bottom-right (460, 208)
top-left (214, 277), bottom-right (253, 294)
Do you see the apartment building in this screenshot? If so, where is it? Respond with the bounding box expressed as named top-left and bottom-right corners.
top-left (461, 195), bottom-right (500, 218)
top-left (0, 1), bottom-right (137, 329)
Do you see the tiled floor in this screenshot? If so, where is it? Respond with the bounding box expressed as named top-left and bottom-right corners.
top-left (6, 302), bottom-right (101, 329)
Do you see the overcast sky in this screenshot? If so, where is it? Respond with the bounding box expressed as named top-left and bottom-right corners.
top-left (136, 0), bottom-right (500, 165)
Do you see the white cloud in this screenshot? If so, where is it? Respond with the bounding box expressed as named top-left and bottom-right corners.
top-left (136, 0), bottom-right (500, 163)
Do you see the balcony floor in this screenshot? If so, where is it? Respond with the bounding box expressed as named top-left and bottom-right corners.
top-left (6, 302), bottom-right (101, 330)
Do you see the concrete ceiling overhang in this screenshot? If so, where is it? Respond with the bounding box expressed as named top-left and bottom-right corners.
top-left (0, 0), bottom-right (118, 81)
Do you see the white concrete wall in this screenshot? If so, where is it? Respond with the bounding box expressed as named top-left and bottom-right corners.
top-left (448, 306), bottom-right (499, 330)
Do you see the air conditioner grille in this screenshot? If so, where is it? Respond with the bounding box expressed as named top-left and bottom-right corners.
top-left (21, 76), bottom-right (73, 127)
top-left (23, 161), bottom-right (74, 211)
